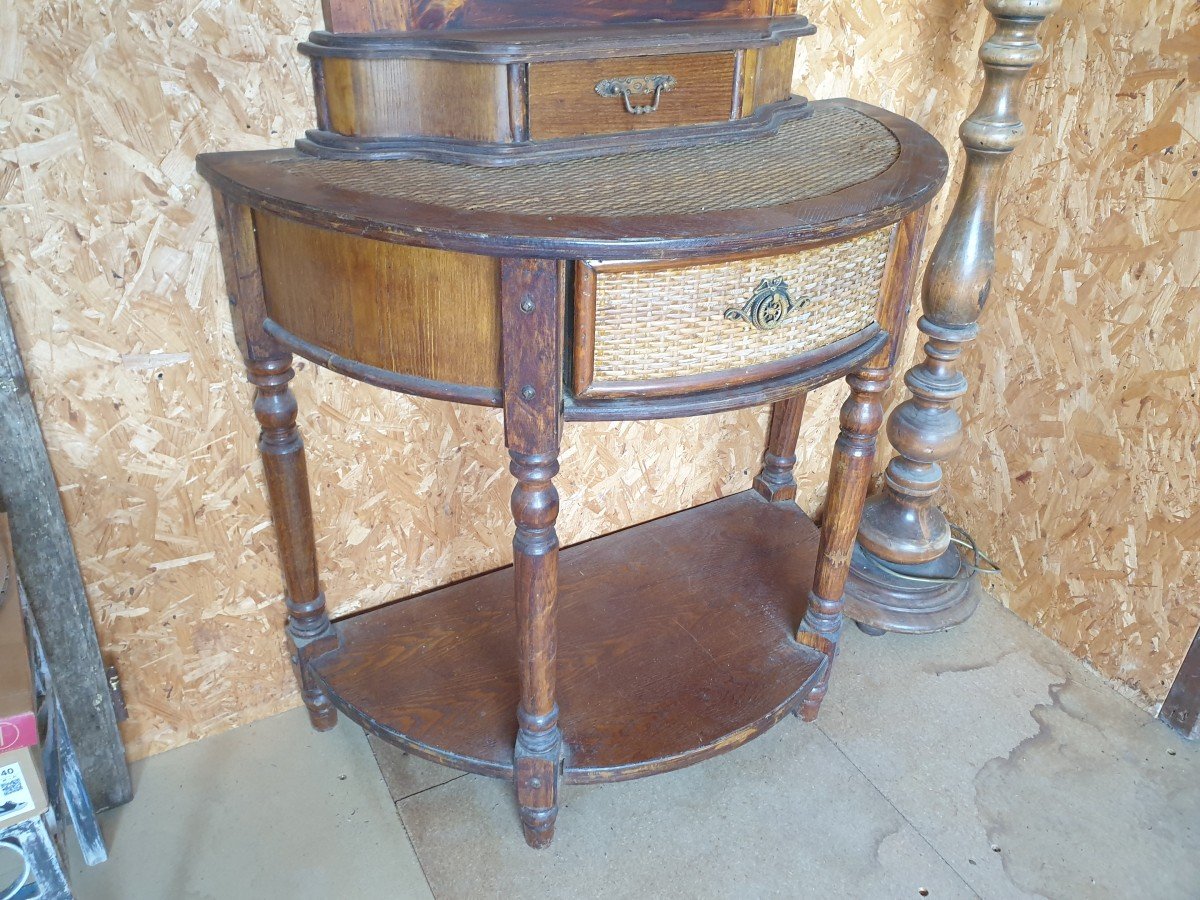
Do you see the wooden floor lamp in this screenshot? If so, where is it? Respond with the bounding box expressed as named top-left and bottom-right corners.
top-left (844, 0), bottom-right (1062, 634)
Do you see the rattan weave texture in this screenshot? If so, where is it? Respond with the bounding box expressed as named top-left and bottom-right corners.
top-left (279, 105), bottom-right (899, 218)
top-left (587, 226), bottom-right (895, 385)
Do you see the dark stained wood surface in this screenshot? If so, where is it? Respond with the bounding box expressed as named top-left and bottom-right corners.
top-left (875, 207), bottom-right (931, 368)
top-left (746, 37), bottom-right (794, 110)
top-left (254, 212), bottom-right (504, 393)
top-left (507, 61), bottom-right (530, 141)
top-left (565, 327), bottom-right (885, 421)
top-left (527, 52), bottom-right (737, 140)
top-left (198, 100), bottom-right (948, 261)
top-left (500, 259), bottom-right (566, 845)
top-left (321, 57), bottom-right (513, 140)
top-left (262, 318), bottom-right (503, 406)
top-left (298, 95), bottom-right (811, 166)
top-left (246, 355), bottom-right (340, 731)
top-left (797, 361), bottom-right (887, 721)
top-left (213, 192), bottom-right (341, 731)
top-left (311, 490), bottom-right (827, 783)
top-left (212, 193), bottom-right (274, 362)
top-left (303, 17), bottom-right (809, 154)
top-left (301, 17), bottom-right (815, 62)
top-left (795, 210), bottom-right (927, 720)
top-left (320, 0), bottom-right (795, 33)
top-left (259, 314), bottom-right (883, 418)
top-left (1160, 625), bottom-right (1200, 740)
top-left (753, 392), bottom-right (807, 502)
top-left (200, 70), bottom-right (943, 845)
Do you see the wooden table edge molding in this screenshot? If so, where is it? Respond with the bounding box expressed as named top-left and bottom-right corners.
top-left (197, 100), bottom-right (946, 261)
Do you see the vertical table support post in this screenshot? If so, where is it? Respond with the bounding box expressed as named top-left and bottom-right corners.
top-left (798, 209), bottom-right (930, 717)
top-left (753, 394), bottom-right (809, 503)
top-left (844, 0), bottom-right (1062, 634)
top-left (213, 194), bottom-right (339, 729)
top-left (500, 258), bottom-right (566, 849)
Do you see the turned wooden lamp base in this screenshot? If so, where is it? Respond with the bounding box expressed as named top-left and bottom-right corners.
top-left (843, 544), bottom-right (983, 636)
top-left (837, 0), bottom-right (1062, 642)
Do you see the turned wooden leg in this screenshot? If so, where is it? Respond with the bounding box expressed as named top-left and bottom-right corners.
top-left (753, 393), bottom-right (808, 503)
top-left (212, 191), bottom-right (339, 733)
top-left (795, 208), bottom-right (927, 717)
top-left (510, 448), bottom-right (562, 848)
top-left (247, 355), bottom-right (339, 731)
top-left (799, 367), bottom-right (888, 720)
top-left (501, 258), bottom-right (565, 848)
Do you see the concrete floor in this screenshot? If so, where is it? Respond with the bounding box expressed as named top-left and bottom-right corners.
top-left (71, 596), bottom-right (1199, 899)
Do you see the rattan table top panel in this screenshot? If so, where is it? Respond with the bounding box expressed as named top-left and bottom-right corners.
top-left (278, 106), bottom-right (897, 218)
top-left (198, 99), bottom-right (948, 260)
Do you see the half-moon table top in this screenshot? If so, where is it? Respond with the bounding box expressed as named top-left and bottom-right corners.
top-left (198, 99), bottom-right (948, 261)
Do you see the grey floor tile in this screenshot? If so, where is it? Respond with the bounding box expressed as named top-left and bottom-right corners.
top-left (368, 733), bottom-right (466, 802)
top-left (70, 708), bottom-right (433, 900)
top-left (67, 595), bottom-right (1198, 900)
top-left (820, 597), bottom-right (1200, 900)
top-left (398, 718), bottom-right (976, 900)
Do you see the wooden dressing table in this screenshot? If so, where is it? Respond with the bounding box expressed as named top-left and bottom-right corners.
top-left (199, 0), bottom-right (947, 848)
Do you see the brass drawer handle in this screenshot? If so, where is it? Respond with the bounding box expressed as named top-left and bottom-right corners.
top-left (594, 75), bottom-right (677, 115)
top-left (724, 277), bottom-right (809, 331)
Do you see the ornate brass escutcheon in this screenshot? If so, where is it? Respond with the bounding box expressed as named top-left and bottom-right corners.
top-left (724, 277), bottom-right (808, 330)
top-left (594, 74), bottom-right (677, 115)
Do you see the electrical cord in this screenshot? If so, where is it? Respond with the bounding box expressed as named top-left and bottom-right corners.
top-left (868, 523), bottom-right (1000, 584)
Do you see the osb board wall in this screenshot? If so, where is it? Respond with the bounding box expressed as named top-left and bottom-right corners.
top-left (0, 0), bottom-right (1188, 759)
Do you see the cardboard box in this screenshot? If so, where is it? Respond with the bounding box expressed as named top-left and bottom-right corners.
top-left (0, 745), bottom-right (49, 830)
top-left (0, 515), bottom-right (46, 831)
top-left (0, 513), bottom-right (37, 756)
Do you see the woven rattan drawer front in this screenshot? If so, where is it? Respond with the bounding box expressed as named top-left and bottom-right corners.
top-left (573, 227), bottom-right (897, 398)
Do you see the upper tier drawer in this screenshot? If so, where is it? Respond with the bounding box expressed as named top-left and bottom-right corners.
top-left (527, 52), bottom-right (738, 140)
top-left (573, 227), bottom-right (898, 398)
top-left (299, 17), bottom-right (811, 164)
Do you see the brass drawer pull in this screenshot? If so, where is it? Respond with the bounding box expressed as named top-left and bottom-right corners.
top-left (724, 277), bottom-right (809, 331)
top-left (594, 75), bottom-right (677, 115)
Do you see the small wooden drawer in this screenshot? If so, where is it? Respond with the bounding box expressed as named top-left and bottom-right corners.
top-left (299, 17), bottom-right (812, 164)
top-left (527, 52), bottom-right (738, 140)
top-left (572, 227), bottom-right (898, 398)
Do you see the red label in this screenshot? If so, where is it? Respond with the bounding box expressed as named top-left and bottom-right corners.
top-left (0, 713), bottom-right (37, 752)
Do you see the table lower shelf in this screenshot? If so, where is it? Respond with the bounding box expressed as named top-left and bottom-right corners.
top-left (312, 490), bottom-right (827, 785)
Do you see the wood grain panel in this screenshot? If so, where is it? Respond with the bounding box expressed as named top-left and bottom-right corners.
top-left (253, 213), bottom-right (503, 391)
top-left (314, 491), bottom-right (825, 783)
top-left (737, 48), bottom-right (758, 118)
top-left (322, 57), bottom-right (512, 141)
top-left (528, 52), bottom-right (737, 140)
top-left (738, 40), bottom-right (796, 117)
top-left (753, 38), bottom-right (795, 106)
top-left (321, 0), bottom-right (786, 32)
